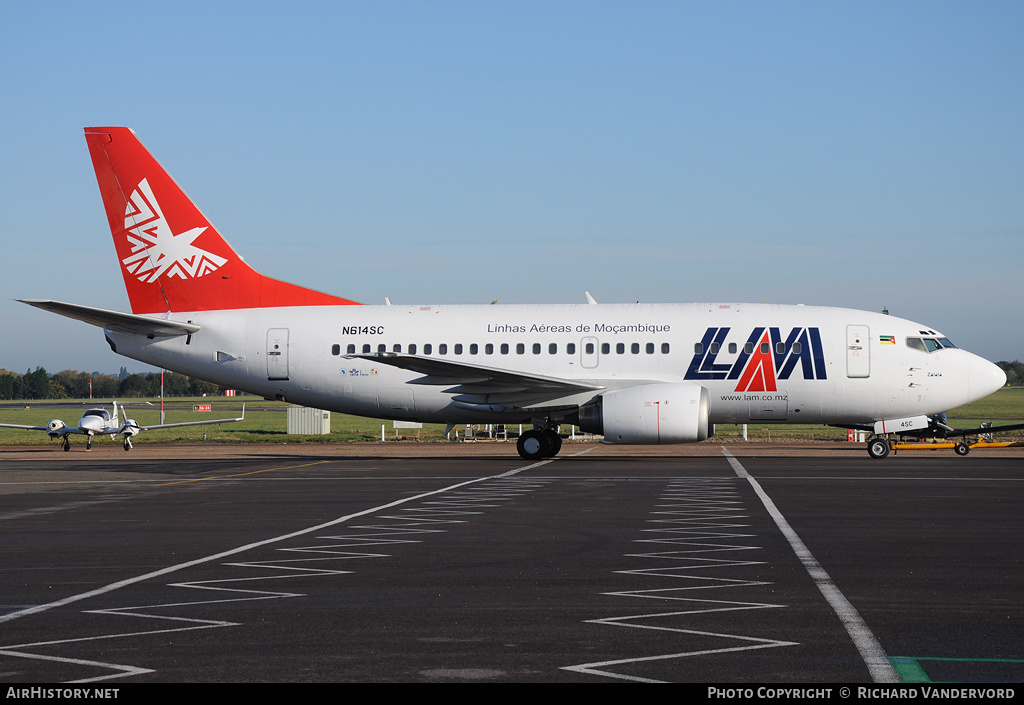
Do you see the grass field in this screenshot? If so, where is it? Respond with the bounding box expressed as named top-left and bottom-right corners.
top-left (0, 388), bottom-right (1021, 448)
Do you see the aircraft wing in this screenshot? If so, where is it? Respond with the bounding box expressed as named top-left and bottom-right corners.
top-left (0, 423), bottom-right (51, 431)
top-left (18, 300), bottom-right (200, 338)
top-left (131, 405), bottom-right (245, 432)
top-left (0, 423), bottom-right (85, 434)
top-left (346, 353), bottom-right (603, 409)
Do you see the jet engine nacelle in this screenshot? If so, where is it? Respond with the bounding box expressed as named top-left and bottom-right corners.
top-left (46, 419), bottom-right (67, 437)
top-left (578, 382), bottom-right (712, 444)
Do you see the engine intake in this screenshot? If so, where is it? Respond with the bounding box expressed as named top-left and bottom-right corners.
top-left (579, 382), bottom-right (711, 444)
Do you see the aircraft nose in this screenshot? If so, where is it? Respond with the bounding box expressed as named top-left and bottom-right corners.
top-left (971, 357), bottom-right (1006, 399)
top-left (79, 417), bottom-right (102, 433)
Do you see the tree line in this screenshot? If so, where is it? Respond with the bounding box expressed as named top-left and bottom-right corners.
top-left (2, 361), bottom-right (1021, 401)
top-left (0, 367), bottom-right (225, 400)
top-left (999, 360), bottom-right (1024, 387)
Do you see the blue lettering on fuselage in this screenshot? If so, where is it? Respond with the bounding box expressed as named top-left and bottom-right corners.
top-left (685, 327), bottom-right (827, 386)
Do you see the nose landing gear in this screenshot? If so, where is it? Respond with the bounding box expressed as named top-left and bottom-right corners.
top-left (866, 436), bottom-right (890, 459)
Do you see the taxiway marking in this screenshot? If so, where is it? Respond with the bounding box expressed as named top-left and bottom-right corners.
top-left (155, 459), bottom-right (332, 485)
top-left (563, 476), bottom-right (796, 682)
top-left (0, 455), bottom-right (562, 627)
top-left (722, 448), bottom-right (899, 683)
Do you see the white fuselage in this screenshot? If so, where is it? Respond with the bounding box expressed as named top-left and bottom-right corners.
top-left (103, 302), bottom-right (1005, 428)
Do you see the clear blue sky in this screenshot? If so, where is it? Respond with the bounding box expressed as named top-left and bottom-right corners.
top-left (1, 1), bottom-right (1021, 375)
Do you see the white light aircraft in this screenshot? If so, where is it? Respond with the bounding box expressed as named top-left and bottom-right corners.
top-left (0, 400), bottom-right (244, 451)
top-left (17, 127), bottom-right (1015, 460)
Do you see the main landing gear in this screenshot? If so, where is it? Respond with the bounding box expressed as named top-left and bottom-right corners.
top-left (517, 427), bottom-right (563, 460)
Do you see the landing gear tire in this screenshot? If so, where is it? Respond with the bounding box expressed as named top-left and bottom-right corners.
top-left (954, 442), bottom-right (970, 456)
top-left (62, 437), bottom-right (70, 452)
top-left (517, 428), bottom-right (563, 460)
top-left (123, 437), bottom-right (132, 452)
top-left (543, 429), bottom-right (562, 457)
top-left (517, 430), bottom-right (546, 460)
top-left (867, 437), bottom-right (890, 459)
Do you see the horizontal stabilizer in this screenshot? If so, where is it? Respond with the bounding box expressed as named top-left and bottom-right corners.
top-left (18, 300), bottom-right (200, 338)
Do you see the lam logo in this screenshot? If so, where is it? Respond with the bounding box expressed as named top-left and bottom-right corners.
top-left (685, 326), bottom-right (828, 392)
top-left (121, 178), bottom-right (228, 283)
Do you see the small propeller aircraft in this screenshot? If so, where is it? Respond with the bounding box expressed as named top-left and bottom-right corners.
top-left (0, 401), bottom-right (245, 451)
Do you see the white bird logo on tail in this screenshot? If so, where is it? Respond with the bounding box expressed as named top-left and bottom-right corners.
top-left (122, 178), bottom-right (228, 282)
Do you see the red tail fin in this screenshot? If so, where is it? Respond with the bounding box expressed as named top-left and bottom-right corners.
top-left (84, 127), bottom-right (360, 314)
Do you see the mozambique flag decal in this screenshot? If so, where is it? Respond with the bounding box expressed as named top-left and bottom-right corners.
top-left (880, 335), bottom-right (896, 345)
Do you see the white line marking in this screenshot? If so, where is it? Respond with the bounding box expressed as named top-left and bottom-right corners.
top-left (0, 649), bottom-right (154, 683)
top-left (562, 476), bottom-right (796, 681)
top-left (0, 456), bottom-right (560, 627)
top-left (722, 448), bottom-right (899, 683)
top-left (564, 617), bottom-right (798, 683)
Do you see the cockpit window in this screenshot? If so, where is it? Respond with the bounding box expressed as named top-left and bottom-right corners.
top-left (907, 336), bottom-right (955, 353)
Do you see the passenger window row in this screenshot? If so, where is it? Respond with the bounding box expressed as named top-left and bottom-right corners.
top-left (693, 341), bottom-right (804, 355)
top-left (330, 341), bottom-right (672, 356)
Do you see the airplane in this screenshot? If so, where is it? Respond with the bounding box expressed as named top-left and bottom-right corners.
top-left (14, 126), bottom-right (1016, 461)
top-left (0, 400), bottom-right (244, 451)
